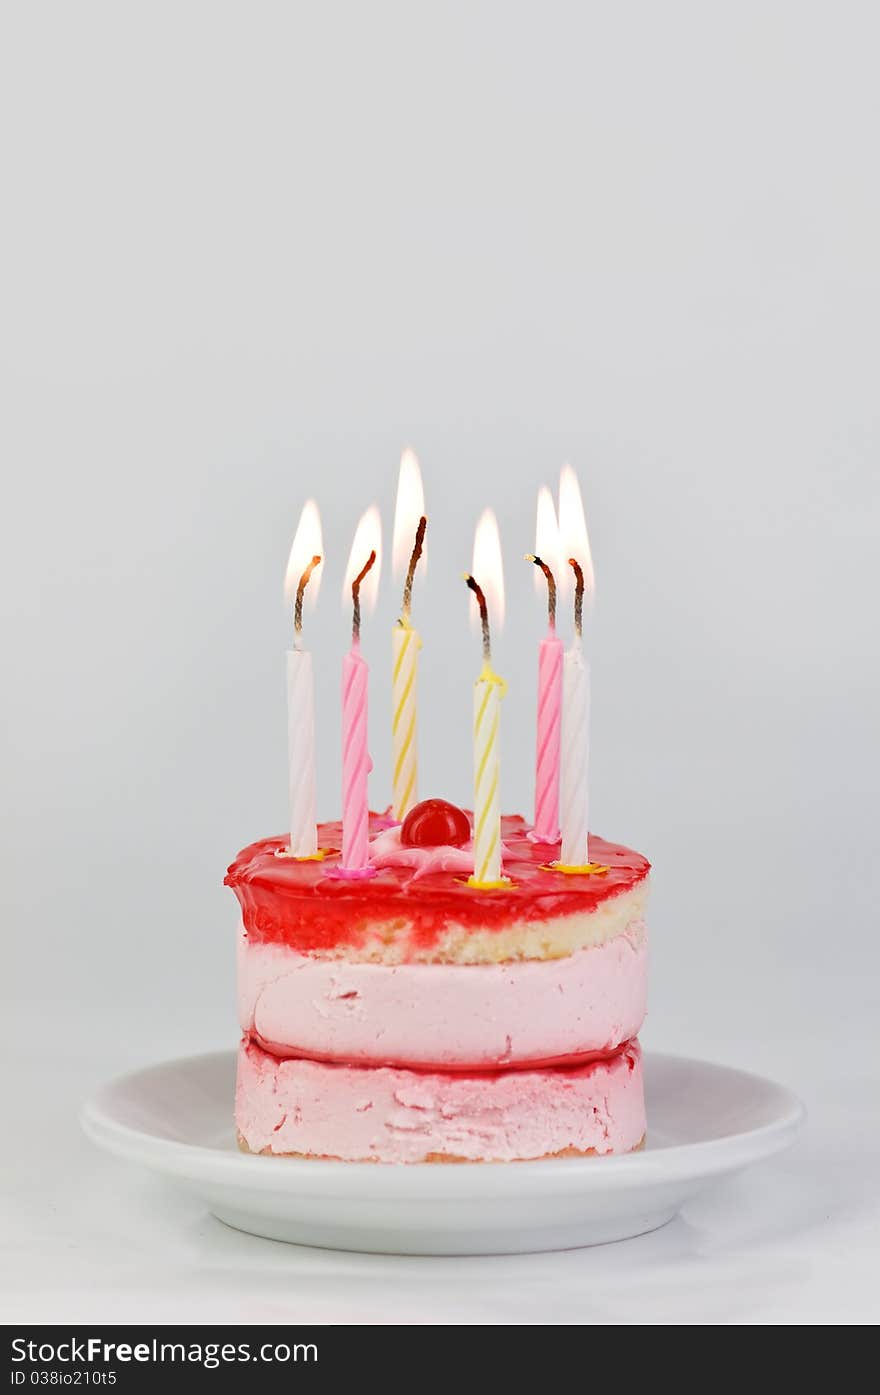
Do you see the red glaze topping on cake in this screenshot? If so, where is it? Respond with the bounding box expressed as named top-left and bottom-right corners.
top-left (226, 813), bottom-right (650, 956)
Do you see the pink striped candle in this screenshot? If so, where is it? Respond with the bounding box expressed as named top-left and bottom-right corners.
top-left (533, 627), bottom-right (563, 841)
top-left (336, 533), bottom-right (380, 879)
top-left (526, 550), bottom-right (562, 844)
top-left (341, 639), bottom-right (372, 872)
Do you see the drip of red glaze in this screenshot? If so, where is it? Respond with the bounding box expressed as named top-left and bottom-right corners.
top-left (401, 798), bottom-right (471, 848)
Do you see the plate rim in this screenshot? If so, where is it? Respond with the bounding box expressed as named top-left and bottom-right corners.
top-left (80, 1048), bottom-right (805, 1196)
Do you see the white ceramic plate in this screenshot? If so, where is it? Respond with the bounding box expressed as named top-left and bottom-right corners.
top-left (81, 1050), bottom-right (804, 1255)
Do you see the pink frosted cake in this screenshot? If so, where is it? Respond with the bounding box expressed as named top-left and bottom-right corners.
top-left (226, 802), bottom-right (650, 1163)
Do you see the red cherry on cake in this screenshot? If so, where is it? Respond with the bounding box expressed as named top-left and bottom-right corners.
top-left (400, 799), bottom-right (471, 848)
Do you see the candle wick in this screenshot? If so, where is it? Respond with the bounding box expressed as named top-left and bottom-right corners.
top-left (351, 549), bottom-right (377, 643)
top-left (525, 553), bottom-right (556, 628)
top-left (294, 555), bottom-right (322, 643)
top-left (464, 574), bottom-right (492, 663)
top-left (401, 515), bottom-right (427, 622)
top-left (569, 558), bottom-right (585, 640)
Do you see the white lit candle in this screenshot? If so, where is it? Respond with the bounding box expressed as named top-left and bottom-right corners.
top-left (557, 465), bottom-right (596, 869)
top-left (283, 501), bottom-right (323, 858)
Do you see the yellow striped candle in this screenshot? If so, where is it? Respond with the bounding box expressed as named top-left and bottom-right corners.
top-left (465, 510), bottom-right (507, 888)
top-left (391, 452), bottom-right (427, 822)
top-left (471, 660), bottom-right (505, 883)
top-left (391, 619), bottom-right (420, 820)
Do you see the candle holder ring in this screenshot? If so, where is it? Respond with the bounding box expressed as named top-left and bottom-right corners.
top-left (543, 862), bottom-right (609, 877)
top-left (274, 847), bottom-right (337, 862)
top-left (462, 875), bottom-right (515, 891)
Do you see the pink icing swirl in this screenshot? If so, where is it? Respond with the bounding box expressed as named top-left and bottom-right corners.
top-left (369, 824), bottom-right (477, 880)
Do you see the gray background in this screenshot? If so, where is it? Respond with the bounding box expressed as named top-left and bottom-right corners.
top-left (2, 1), bottom-right (878, 1323)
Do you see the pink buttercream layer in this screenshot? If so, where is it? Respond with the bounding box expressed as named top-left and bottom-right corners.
top-left (238, 921), bottom-right (647, 1070)
top-left (236, 1037), bottom-right (645, 1162)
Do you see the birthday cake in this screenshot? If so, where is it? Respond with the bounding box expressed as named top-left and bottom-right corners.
top-left (227, 802), bottom-right (649, 1162)
top-left (228, 457), bottom-right (649, 1162)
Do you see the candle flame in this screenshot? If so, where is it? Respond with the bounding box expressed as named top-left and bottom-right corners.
top-left (284, 500), bottom-right (324, 609)
top-left (558, 464), bottom-right (594, 600)
top-left (470, 508), bottom-right (504, 634)
top-left (343, 505), bottom-right (383, 616)
top-left (392, 448), bottom-right (427, 580)
top-left (533, 486), bottom-right (563, 597)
